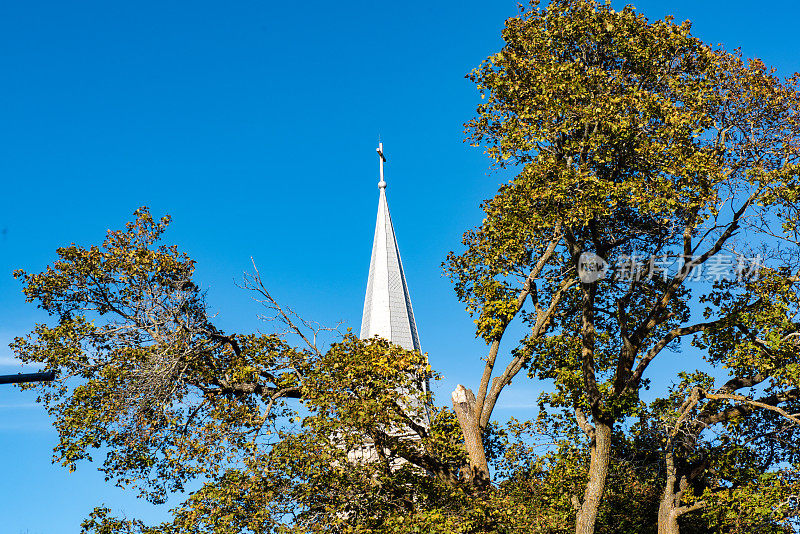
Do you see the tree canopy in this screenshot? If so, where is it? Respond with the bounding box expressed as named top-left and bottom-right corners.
top-left (11, 1), bottom-right (800, 533)
top-left (448, 0), bottom-right (800, 531)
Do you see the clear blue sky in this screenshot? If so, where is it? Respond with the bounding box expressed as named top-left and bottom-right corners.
top-left (0, 1), bottom-right (798, 531)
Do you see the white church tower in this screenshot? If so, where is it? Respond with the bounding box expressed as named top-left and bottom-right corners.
top-left (359, 142), bottom-right (422, 354)
top-left (347, 143), bottom-right (429, 465)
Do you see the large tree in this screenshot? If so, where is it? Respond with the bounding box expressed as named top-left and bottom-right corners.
top-left (447, 0), bottom-right (800, 533)
top-left (12, 209), bottom-right (544, 533)
top-left (11, 209), bottom-right (465, 532)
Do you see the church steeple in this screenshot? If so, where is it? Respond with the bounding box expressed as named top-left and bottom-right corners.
top-left (360, 143), bottom-right (421, 352)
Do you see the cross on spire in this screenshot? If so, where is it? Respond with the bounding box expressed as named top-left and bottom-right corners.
top-left (377, 142), bottom-right (387, 189)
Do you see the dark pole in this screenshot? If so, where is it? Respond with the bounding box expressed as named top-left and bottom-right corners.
top-left (0, 371), bottom-right (56, 385)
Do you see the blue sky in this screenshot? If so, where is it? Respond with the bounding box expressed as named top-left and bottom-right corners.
top-left (1, 0), bottom-right (798, 531)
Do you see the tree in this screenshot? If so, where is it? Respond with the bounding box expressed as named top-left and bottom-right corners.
top-left (447, 0), bottom-right (800, 533)
top-left (11, 1), bottom-right (800, 533)
top-left (649, 271), bottom-right (800, 533)
top-left (11, 208), bottom-right (533, 533)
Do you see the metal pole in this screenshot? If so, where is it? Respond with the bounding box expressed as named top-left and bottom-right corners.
top-left (0, 371), bottom-right (56, 385)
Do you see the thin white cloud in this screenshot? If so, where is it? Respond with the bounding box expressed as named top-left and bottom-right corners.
top-left (494, 387), bottom-right (542, 410)
top-left (0, 421), bottom-right (53, 432)
top-left (0, 402), bottom-right (40, 409)
top-left (0, 353), bottom-right (44, 368)
top-left (0, 356), bottom-right (23, 367)
top-left (495, 402), bottom-right (539, 409)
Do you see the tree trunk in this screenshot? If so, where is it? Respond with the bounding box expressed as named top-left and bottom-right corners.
top-left (575, 420), bottom-right (612, 534)
top-left (657, 447), bottom-right (684, 534)
top-left (658, 496), bottom-right (681, 534)
top-left (451, 385), bottom-right (490, 488)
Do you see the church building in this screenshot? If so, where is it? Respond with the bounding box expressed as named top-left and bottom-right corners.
top-left (348, 143), bottom-right (429, 464)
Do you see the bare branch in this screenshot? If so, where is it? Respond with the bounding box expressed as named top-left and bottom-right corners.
top-left (474, 223), bottom-right (563, 422)
top-left (243, 258), bottom-right (322, 356)
top-left (702, 389), bottom-right (800, 427)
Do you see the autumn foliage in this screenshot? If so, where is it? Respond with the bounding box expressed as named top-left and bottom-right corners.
top-left (12, 1), bottom-right (800, 533)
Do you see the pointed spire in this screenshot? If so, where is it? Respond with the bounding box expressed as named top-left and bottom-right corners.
top-left (360, 144), bottom-right (421, 352)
